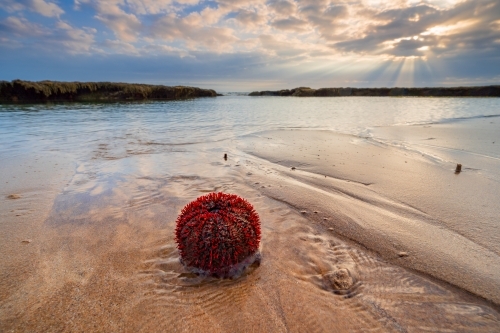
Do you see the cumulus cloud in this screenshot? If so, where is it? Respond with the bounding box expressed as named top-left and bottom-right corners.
top-left (233, 9), bottom-right (267, 29)
top-left (271, 16), bottom-right (308, 32)
top-left (102, 39), bottom-right (139, 55)
top-left (268, 0), bottom-right (296, 16)
top-left (0, 16), bottom-right (46, 43)
top-left (259, 34), bottom-right (307, 58)
top-left (123, 0), bottom-right (175, 15)
top-left (54, 21), bottom-right (96, 53)
top-left (90, 0), bottom-right (201, 16)
top-left (151, 14), bottom-right (238, 52)
top-left (76, 0), bottom-right (142, 42)
top-left (0, 0), bottom-right (64, 17)
top-left (333, 0), bottom-right (500, 58)
top-left (0, 16), bottom-right (95, 53)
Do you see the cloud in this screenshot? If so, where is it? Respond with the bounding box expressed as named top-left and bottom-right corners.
top-left (295, 2), bottom-right (349, 39)
top-left (0, 16), bottom-right (95, 53)
top-left (268, 0), bottom-right (296, 16)
top-left (121, 0), bottom-right (175, 15)
top-left (76, 0), bottom-right (142, 42)
top-left (54, 21), bottom-right (96, 53)
top-left (0, 0), bottom-right (64, 17)
top-left (151, 14), bottom-right (238, 52)
top-left (102, 39), bottom-right (139, 55)
top-left (113, 0), bottom-right (201, 15)
top-left (259, 34), bottom-right (307, 58)
top-left (233, 9), bottom-right (267, 29)
top-left (271, 16), bottom-right (308, 32)
top-left (1, 0), bottom-right (499, 88)
top-left (333, 0), bottom-right (500, 58)
top-left (2, 0), bottom-right (499, 60)
top-left (0, 16), bottom-right (47, 36)
top-left (216, 0), bottom-right (267, 9)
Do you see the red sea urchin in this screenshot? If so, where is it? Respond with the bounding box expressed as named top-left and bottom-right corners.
top-left (175, 192), bottom-right (261, 278)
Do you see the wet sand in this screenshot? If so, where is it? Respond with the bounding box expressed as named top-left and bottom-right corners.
top-left (239, 128), bottom-right (500, 303)
top-left (1, 129), bottom-right (500, 332)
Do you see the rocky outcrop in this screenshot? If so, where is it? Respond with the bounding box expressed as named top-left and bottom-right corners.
top-left (249, 86), bottom-right (500, 97)
top-left (0, 80), bottom-right (218, 103)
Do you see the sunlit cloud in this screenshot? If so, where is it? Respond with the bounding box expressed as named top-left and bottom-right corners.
top-left (0, 0), bottom-right (64, 17)
top-left (421, 19), bottom-right (478, 36)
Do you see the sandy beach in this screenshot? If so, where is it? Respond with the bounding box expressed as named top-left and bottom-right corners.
top-left (1, 113), bottom-right (500, 331)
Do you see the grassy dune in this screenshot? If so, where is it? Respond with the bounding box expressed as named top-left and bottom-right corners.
top-left (249, 86), bottom-right (500, 97)
top-left (0, 80), bottom-right (217, 103)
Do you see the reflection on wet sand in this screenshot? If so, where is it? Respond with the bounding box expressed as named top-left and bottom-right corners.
top-left (1, 141), bottom-right (499, 332)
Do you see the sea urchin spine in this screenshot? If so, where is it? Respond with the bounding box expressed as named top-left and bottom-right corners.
top-left (175, 192), bottom-right (261, 278)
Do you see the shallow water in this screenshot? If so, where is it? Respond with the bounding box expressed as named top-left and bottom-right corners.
top-left (1, 97), bottom-right (500, 332)
top-left (1, 97), bottom-right (498, 181)
top-left (1, 96), bottom-right (499, 152)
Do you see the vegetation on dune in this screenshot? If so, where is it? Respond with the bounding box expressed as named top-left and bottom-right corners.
top-left (0, 80), bottom-right (217, 103)
top-left (249, 86), bottom-right (500, 97)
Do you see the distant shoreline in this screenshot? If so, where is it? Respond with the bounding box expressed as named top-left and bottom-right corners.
top-left (249, 86), bottom-right (500, 97)
top-left (0, 80), bottom-right (218, 103)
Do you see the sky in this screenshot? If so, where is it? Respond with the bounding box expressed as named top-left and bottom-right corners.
top-left (0, 0), bottom-right (499, 91)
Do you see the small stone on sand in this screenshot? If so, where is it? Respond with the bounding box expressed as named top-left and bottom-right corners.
top-left (300, 210), bottom-right (307, 214)
top-left (398, 252), bottom-right (409, 257)
top-left (291, 167), bottom-right (296, 170)
top-left (7, 194), bottom-right (21, 199)
top-left (21, 239), bottom-right (32, 244)
top-left (328, 227), bottom-right (334, 231)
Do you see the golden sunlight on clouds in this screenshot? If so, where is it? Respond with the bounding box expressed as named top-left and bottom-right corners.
top-left (421, 19), bottom-right (479, 36)
top-left (3, 0), bottom-right (495, 62)
top-left (1, 0), bottom-right (499, 87)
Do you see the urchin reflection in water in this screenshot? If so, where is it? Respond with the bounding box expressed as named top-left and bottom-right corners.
top-left (175, 192), bottom-right (261, 278)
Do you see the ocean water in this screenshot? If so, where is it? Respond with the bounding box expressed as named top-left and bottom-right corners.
top-left (1, 96), bottom-right (499, 155)
top-left (1, 96), bottom-right (499, 185)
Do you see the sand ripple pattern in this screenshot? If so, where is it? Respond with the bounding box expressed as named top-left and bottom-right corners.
top-left (2, 149), bottom-right (499, 333)
top-left (134, 188), bottom-right (500, 332)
